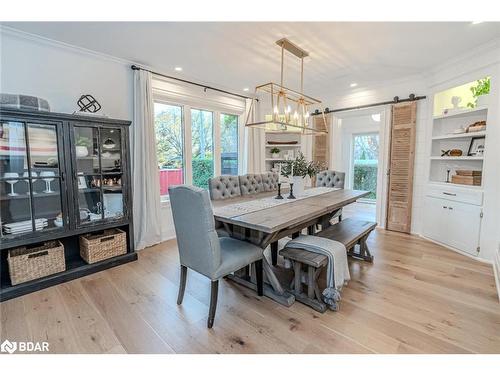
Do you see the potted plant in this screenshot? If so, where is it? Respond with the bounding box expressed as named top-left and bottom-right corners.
top-left (270, 147), bottom-right (281, 159)
top-left (281, 152), bottom-right (323, 195)
top-left (467, 77), bottom-right (490, 108)
top-left (75, 136), bottom-right (92, 157)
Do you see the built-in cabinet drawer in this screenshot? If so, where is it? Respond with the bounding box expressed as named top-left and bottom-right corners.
top-left (422, 196), bottom-right (482, 256)
top-left (426, 184), bottom-right (483, 206)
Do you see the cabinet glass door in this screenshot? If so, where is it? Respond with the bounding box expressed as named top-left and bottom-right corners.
top-left (73, 126), bottom-right (124, 226)
top-left (0, 121), bottom-right (65, 238)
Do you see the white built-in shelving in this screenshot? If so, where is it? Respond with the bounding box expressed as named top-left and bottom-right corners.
top-left (429, 105), bottom-right (487, 188)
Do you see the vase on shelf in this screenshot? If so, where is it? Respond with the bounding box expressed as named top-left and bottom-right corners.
top-left (271, 153), bottom-right (280, 159)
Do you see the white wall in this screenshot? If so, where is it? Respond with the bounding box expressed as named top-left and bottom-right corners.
top-left (0, 27), bottom-right (133, 120)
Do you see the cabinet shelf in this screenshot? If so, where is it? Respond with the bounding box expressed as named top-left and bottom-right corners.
top-left (0, 192), bottom-right (60, 201)
top-left (265, 143), bottom-right (301, 147)
top-left (433, 106), bottom-right (488, 120)
top-left (430, 156), bottom-right (483, 161)
top-left (431, 131), bottom-right (486, 140)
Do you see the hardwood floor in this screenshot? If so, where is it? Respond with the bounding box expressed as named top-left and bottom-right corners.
top-left (1, 229), bottom-right (499, 354)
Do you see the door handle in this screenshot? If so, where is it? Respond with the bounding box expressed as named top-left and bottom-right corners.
top-left (443, 206), bottom-right (448, 209)
top-left (448, 207), bottom-right (453, 210)
top-left (443, 192), bottom-right (456, 196)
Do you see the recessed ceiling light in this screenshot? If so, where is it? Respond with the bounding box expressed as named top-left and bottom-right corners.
top-left (371, 114), bottom-right (381, 122)
top-left (472, 21), bottom-right (484, 25)
top-left (350, 83), bottom-right (358, 88)
top-left (243, 88), bottom-right (250, 92)
top-left (174, 67), bottom-right (183, 71)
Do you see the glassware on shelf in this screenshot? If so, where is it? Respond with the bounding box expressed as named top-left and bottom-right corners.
top-left (22, 172), bottom-right (31, 195)
top-left (31, 172), bottom-right (38, 194)
top-left (40, 171), bottom-right (55, 193)
top-left (4, 172), bottom-right (19, 196)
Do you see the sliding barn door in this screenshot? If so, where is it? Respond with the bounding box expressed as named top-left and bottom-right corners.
top-left (312, 115), bottom-right (330, 185)
top-left (386, 102), bottom-right (417, 233)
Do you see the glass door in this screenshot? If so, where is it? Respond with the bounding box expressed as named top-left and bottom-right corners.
top-left (0, 121), bottom-right (66, 239)
top-left (72, 125), bottom-right (125, 227)
top-left (352, 132), bottom-right (379, 201)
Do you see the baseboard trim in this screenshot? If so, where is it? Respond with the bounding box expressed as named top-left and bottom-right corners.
top-left (494, 251), bottom-right (500, 303)
top-left (418, 234), bottom-right (491, 264)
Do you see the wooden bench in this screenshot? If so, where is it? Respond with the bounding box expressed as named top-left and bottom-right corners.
top-left (279, 247), bottom-right (328, 313)
top-left (316, 218), bottom-right (377, 262)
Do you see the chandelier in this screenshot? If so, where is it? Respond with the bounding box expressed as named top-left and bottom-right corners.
top-left (245, 38), bottom-right (328, 135)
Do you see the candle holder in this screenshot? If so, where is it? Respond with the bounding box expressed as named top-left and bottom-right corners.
top-left (288, 182), bottom-right (296, 199)
top-left (275, 182), bottom-right (284, 199)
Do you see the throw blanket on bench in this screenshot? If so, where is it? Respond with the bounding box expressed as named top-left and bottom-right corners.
top-left (286, 235), bottom-right (350, 310)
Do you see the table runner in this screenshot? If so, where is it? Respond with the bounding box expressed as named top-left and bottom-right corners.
top-left (213, 187), bottom-right (339, 218)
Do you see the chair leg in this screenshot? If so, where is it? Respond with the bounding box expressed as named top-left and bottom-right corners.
top-left (255, 259), bottom-right (263, 296)
top-left (177, 265), bottom-right (187, 305)
top-left (271, 241), bottom-right (278, 266)
top-left (208, 280), bottom-right (219, 328)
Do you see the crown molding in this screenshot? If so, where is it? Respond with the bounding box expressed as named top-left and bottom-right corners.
top-left (0, 25), bottom-right (135, 67)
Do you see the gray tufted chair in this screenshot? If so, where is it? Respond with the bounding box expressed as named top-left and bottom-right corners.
top-left (316, 170), bottom-right (346, 222)
top-left (239, 174), bottom-right (264, 195)
top-left (169, 185), bottom-right (264, 328)
top-left (316, 170), bottom-right (346, 189)
top-left (208, 175), bottom-right (242, 200)
top-left (261, 172), bottom-right (279, 192)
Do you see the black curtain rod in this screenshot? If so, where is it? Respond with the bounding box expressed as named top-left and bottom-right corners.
top-left (131, 65), bottom-right (255, 101)
top-left (311, 94), bottom-right (426, 116)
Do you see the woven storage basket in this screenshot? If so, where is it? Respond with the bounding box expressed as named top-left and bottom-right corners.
top-left (79, 228), bottom-right (127, 264)
top-left (8, 240), bottom-right (66, 285)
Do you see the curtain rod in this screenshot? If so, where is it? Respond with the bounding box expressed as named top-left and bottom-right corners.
top-left (131, 65), bottom-right (256, 101)
top-left (311, 94), bottom-right (426, 116)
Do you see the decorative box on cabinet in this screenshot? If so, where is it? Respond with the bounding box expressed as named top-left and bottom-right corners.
top-left (0, 108), bottom-right (137, 301)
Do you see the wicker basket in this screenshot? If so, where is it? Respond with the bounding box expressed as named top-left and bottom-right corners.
top-left (79, 228), bottom-right (127, 264)
top-left (8, 240), bottom-right (66, 285)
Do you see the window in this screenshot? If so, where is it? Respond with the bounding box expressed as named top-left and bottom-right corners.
top-left (352, 133), bottom-right (379, 200)
top-left (191, 109), bottom-right (214, 189)
top-left (154, 103), bottom-right (184, 197)
top-left (220, 113), bottom-right (239, 175)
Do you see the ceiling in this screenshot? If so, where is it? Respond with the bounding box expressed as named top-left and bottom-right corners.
top-left (4, 22), bottom-right (500, 100)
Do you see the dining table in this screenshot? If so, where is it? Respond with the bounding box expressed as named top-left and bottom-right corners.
top-left (212, 187), bottom-right (370, 306)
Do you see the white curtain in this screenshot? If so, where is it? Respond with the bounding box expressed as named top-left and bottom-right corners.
top-left (132, 70), bottom-right (163, 250)
top-left (243, 98), bottom-right (264, 173)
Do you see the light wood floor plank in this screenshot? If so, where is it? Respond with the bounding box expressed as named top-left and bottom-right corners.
top-left (1, 226), bottom-right (499, 354)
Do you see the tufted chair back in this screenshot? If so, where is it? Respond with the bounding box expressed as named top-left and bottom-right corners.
top-left (239, 174), bottom-right (264, 195)
top-left (316, 170), bottom-right (346, 189)
top-left (261, 172), bottom-right (279, 192)
top-left (168, 185), bottom-right (222, 279)
top-left (208, 175), bottom-right (242, 200)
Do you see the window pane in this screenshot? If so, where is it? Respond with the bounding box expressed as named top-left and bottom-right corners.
top-left (352, 133), bottom-right (379, 200)
top-left (220, 113), bottom-right (238, 175)
top-left (191, 109), bottom-right (214, 189)
top-left (154, 103), bottom-right (184, 196)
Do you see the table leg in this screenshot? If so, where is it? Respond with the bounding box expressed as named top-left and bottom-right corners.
top-left (271, 241), bottom-right (278, 266)
top-left (226, 255), bottom-right (295, 306)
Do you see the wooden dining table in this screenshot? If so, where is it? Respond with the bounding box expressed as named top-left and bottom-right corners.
top-left (212, 187), bottom-right (370, 306)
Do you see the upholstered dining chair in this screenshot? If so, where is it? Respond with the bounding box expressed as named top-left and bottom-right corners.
top-left (168, 185), bottom-right (264, 328)
top-left (208, 175), bottom-right (241, 200)
top-left (316, 170), bottom-right (346, 222)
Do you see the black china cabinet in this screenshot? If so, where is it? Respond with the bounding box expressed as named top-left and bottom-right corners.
top-left (0, 108), bottom-right (137, 301)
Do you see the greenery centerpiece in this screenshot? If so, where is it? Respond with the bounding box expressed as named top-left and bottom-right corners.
top-left (281, 152), bottom-right (323, 195)
top-left (467, 77), bottom-right (490, 108)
